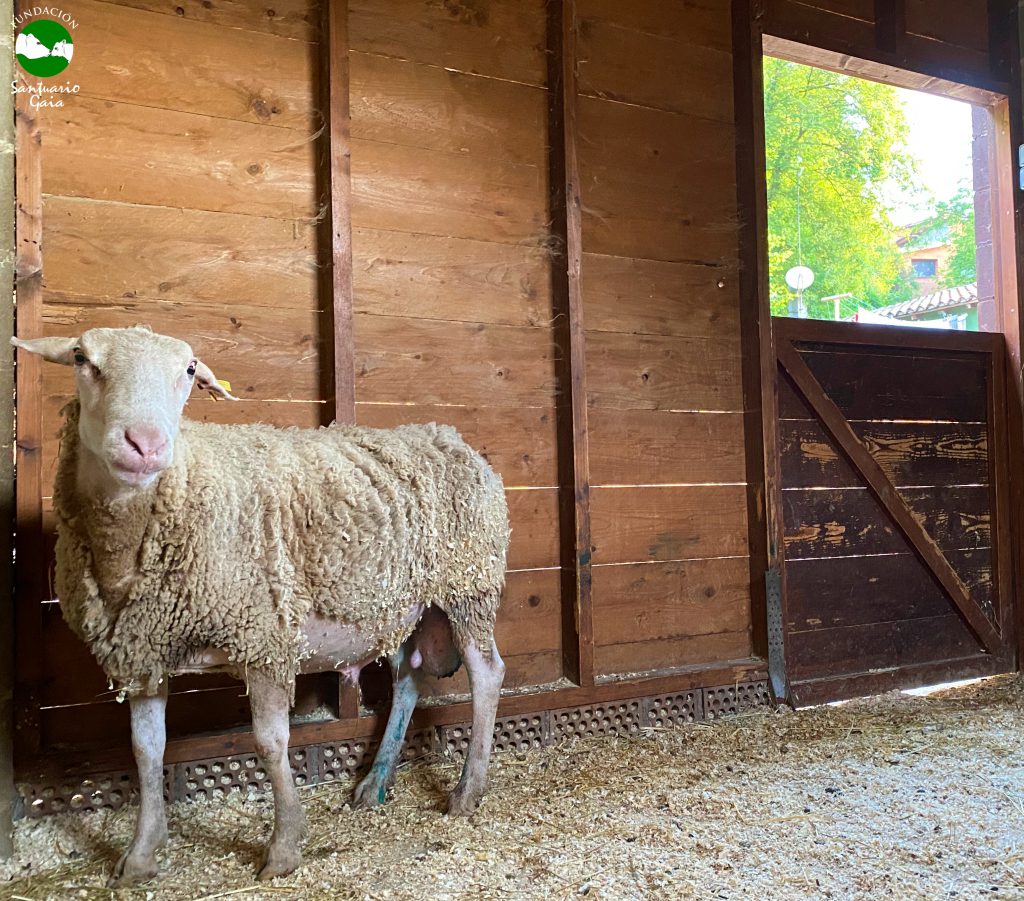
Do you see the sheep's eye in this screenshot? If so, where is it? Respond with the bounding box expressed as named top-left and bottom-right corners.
top-left (187, 361), bottom-right (197, 378)
top-left (73, 350), bottom-right (86, 366)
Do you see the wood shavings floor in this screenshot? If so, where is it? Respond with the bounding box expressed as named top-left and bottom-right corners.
top-left (3, 675), bottom-right (1023, 900)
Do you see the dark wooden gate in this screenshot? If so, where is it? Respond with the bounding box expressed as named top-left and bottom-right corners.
top-left (774, 318), bottom-right (1017, 706)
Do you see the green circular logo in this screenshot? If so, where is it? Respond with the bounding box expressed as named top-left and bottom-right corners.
top-left (15, 20), bottom-right (74, 78)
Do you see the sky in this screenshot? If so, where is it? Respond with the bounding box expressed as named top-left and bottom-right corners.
top-left (887, 87), bottom-right (974, 226)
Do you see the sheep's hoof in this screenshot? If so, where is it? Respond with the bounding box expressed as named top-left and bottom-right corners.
top-left (445, 787), bottom-right (483, 817)
top-left (257, 844), bottom-right (302, 881)
top-left (107, 851), bottom-right (158, 888)
top-left (351, 774), bottom-right (389, 809)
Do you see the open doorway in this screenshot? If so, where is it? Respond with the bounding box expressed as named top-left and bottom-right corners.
top-left (764, 44), bottom-right (1008, 332)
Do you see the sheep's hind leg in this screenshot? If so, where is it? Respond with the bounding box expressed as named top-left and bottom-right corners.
top-left (108, 683), bottom-right (169, 887)
top-left (352, 642), bottom-right (420, 809)
top-left (447, 637), bottom-right (504, 816)
top-left (249, 673), bottom-right (307, 881)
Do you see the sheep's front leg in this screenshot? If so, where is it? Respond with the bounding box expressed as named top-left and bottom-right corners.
top-left (249, 674), bottom-right (306, 881)
top-left (108, 683), bottom-right (169, 887)
top-left (448, 638), bottom-right (504, 816)
top-left (352, 643), bottom-right (420, 809)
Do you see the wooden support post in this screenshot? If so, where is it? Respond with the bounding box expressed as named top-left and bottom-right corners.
top-left (874, 0), bottom-right (906, 54)
top-left (1, 0), bottom-right (17, 858)
top-left (548, 0), bottom-right (594, 687)
top-left (319, 0), bottom-right (359, 718)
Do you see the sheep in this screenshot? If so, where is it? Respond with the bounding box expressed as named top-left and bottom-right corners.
top-left (12, 326), bottom-right (511, 886)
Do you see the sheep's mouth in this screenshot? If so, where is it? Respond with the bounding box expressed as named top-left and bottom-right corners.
top-left (110, 462), bottom-right (164, 487)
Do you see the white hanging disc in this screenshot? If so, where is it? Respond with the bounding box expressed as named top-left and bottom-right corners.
top-left (785, 265), bottom-right (815, 291)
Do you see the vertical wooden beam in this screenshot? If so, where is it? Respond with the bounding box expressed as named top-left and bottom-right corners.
top-left (548, 0), bottom-right (593, 687)
top-left (11, 60), bottom-right (44, 768)
top-left (732, 0), bottom-right (790, 701)
top-left (874, 0), bottom-right (906, 55)
top-left (0, 0), bottom-right (17, 857)
top-left (321, 0), bottom-right (355, 427)
top-left (320, 0), bottom-right (359, 718)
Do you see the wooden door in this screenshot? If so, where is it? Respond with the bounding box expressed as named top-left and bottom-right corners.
top-left (773, 318), bottom-right (1017, 705)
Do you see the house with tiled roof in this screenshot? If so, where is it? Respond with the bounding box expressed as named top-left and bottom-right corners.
top-left (864, 283), bottom-right (978, 330)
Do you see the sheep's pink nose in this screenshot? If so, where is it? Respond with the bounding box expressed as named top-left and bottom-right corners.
top-left (124, 424), bottom-right (168, 462)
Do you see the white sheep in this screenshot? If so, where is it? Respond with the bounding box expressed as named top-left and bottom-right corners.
top-left (12, 326), bottom-right (511, 885)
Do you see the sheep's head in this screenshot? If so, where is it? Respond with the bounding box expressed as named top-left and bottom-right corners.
top-left (12, 326), bottom-right (236, 490)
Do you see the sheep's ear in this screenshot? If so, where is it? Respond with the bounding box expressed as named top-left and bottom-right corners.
top-left (193, 359), bottom-right (238, 401)
top-left (10, 335), bottom-right (78, 365)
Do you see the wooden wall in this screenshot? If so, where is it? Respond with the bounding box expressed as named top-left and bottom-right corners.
top-left (15, 0), bottom-right (762, 763)
top-left (345, 2), bottom-right (564, 694)
top-left (574, 0), bottom-right (753, 676)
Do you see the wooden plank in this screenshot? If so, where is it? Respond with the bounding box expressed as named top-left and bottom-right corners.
top-left (40, 300), bottom-right (323, 401)
top-left (554, 0), bottom-right (593, 686)
top-left (576, 4), bottom-right (734, 122)
top-left (779, 418), bottom-right (989, 489)
top-left (43, 197), bottom-right (319, 311)
top-left (592, 557), bottom-right (752, 646)
top-left (773, 314), bottom-right (1002, 354)
top-left (349, 52), bottom-right (546, 165)
top-left (787, 614), bottom-right (982, 681)
top-left (40, 686), bottom-right (254, 751)
top-left (0, 7), bottom-right (14, 850)
top-left (352, 228), bottom-right (553, 328)
top-left (778, 341), bottom-right (1001, 652)
top-left (585, 331), bottom-right (743, 412)
top-left (506, 489), bottom-right (560, 570)
top-left (576, 0), bottom-right (733, 54)
top-left (588, 410), bottom-right (746, 486)
top-left (777, 350), bottom-right (989, 422)
top-left (58, 0), bottom-right (317, 129)
top-left (13, 84), bottom-right (46, 759)
top-left (353, 314), bottom-right (557, 408)
top-left (782, 486), bottom-right (993, 557)
top-left (108, 0), bottom-right (318, 40)
top-left (323, 0), bottom-right (355, 425)
top-left (763, 34), bottom-right (1001, 105)
top-left (40, 98), bottom-right (317, 219)
top-left (578, 97), bottom-right (738, 263)
top-left (348, 0), bottom-right (547, 86)
top-left (580, 252), bottom-right (739, 340)
top-left (350, 137), bottom-right (547, 246)
top-left (790, 654), bottom-right (1006, 707)
top-left (786, 550), bottom-right (995, 632)
top-left (356, 403), bottom-right (558, 488)
top-left (594, 631), bottom-right (753, 678)
top-left (590, 485), bottom-right (749, 564)
top-left (905, 0), bottom-right (988, 53)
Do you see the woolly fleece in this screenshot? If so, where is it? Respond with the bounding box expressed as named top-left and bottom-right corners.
top-left (53, 401), bottom-right (510, 698)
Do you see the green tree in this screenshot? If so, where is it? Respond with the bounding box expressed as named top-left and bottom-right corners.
top-left (934, 185), bottom-right (977, 287)
top-left (765, 58), bottom-right (919, 318)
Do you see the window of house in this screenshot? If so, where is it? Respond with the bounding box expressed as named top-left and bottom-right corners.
top-left (912, 259), bottom-right (938, 278)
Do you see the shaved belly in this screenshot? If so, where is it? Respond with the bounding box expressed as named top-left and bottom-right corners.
top-left (173, 605), bottom-right (426, 680)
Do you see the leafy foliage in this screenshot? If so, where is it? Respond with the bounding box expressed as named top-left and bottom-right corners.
top-left (764, 58), bottom-right (919, 318)
top-left (934, 186), bottom-right (978, 287)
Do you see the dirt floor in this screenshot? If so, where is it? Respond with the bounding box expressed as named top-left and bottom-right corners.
top-left (2, 675), bottom-right (1023, 900)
